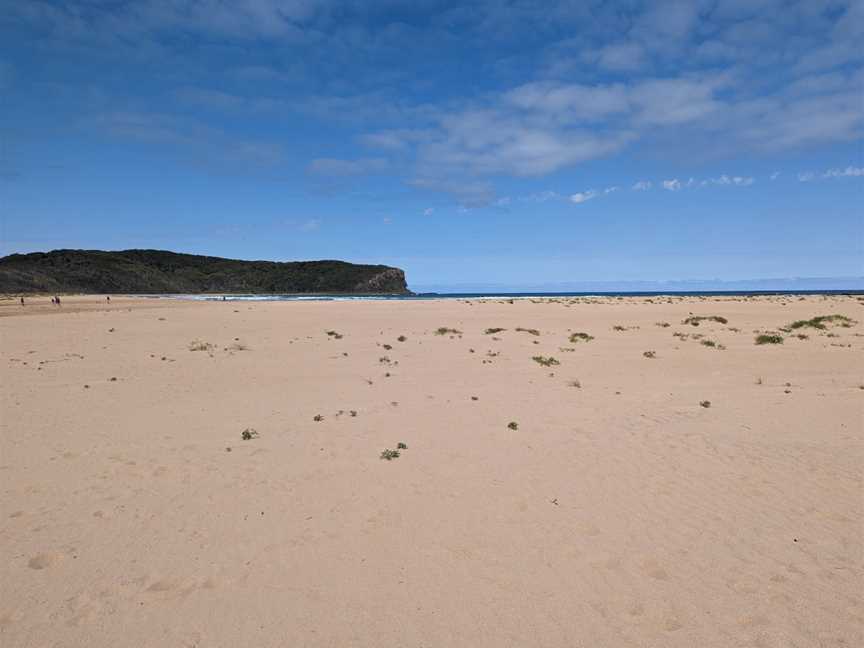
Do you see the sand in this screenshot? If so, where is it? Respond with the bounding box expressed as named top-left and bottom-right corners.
top-left (1, 294), bottom-right (862, 647)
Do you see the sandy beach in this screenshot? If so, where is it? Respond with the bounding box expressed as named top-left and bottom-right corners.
top-left (1, 294), bottom-right (862, 647)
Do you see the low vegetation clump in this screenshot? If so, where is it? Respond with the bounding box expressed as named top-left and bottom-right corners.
top-left (683, 315), bottom-right (728, 326)
top-left (700, 339), bottom-right (725, 349)
top-left (435, 327), bottom-right (462, 335)
top-left (655, 321), bottom-right (670, 328)
top-left (484, 327), bottom-right (506, 334)
top-left (507, 421), bottom-right (519, 430)
top-left (516, 327), bottom-right (540, 336)
top-left (532, 355), bottom-right (560, 367)
top-left (787, 314), bottom-right (854, 330)
top-left (699, 400), bottom-right (711, 408)
top-left (313, 414), bottom-right (324, 422)
top-left (326, 330), bottom-right (344, 339)
top-left (569, 332), bottom-right (594, 343)
top-left (188, 340), bottom-right (214, 352)
top-left (755, 333), bottom-right (784, 345)
top-left (397, 335), bottom-right (407, 342)
top-left (241, 428), bottom-right (258, 440)
top-left (568, 379), bottom-right (582, 388)
top-left (643, 350), bottom-right (656, 358)
top-left (380, 442), bottom-right (408, 460)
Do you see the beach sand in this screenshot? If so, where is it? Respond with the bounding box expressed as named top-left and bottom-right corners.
top-left (1, 294), bottom-right (862, 647)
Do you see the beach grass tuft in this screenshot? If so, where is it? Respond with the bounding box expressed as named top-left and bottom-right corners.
top-left (683, 315), bottom-right (728, 326)
top-left (755, 333), bottom-right (784, 345)
top-left (532, 355), bottom-right (560, 366)
top-left (516, 327), bottom-right (540, 336)
top-left (788, 314), bottom-right (855, 330)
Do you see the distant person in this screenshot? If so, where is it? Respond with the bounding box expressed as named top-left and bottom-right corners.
top-left (55, 296), bottom-right (61, 306)
top-left (51, 297), bottom-right (55, 305)
top-left (106, 295), bottom-right (110, 303)
top-left (20, 297), bottom-right (24, 306)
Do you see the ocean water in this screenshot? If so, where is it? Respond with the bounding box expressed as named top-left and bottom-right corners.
top-left (154, 289), bottom-right (863, 302)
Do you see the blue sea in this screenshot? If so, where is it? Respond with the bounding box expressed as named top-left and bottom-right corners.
top-left (158, 289), bottom-right (863, 302)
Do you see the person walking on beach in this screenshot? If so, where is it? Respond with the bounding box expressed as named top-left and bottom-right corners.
top-left (20, 297), bottom-right (24, 306)
top-left (106, 295), bottom-right (110, 303)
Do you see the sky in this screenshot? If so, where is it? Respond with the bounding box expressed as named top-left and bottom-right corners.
top-left (1, 0), bottom-right (862, 291)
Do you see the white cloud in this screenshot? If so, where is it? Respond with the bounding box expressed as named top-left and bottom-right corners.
top-left (423, 207), bottom-right (434, 216)
top-left (604, 186), bottom-right (619, 194)
top-left (631, 76), bottom-right (727, 126)
top-left (504, 81), bottom-right (629, 121)
top-left (823, 166), bottom-right (864, 178)
top-left (632, 180), bottom-right (652, 190)
top-left (662, 179), bottom-right (682, 191)
top-left (770, 171), bottom-right (780, 180)
top-left (798, 171), bottom-right (816, 182)
top-left (569, 190), bottom-right (598, 204)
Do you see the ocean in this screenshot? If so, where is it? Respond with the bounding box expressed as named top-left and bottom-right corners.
top-left (157, 289), bottom-right (863, 302)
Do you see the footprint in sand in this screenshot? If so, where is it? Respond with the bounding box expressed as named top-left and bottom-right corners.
top-left (28, 551), bottom-right (63, 569)
top-left (146, 578), bottom-right (178, 592)
top-left (642, 558), bottom-right (669, 580)
top-left (663, 616), bottom-right (683, 632)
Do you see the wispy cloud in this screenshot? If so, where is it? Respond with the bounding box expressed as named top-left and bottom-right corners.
top-left (298, 219), bottom-right (320, 232)
top-left (307, 157), bottom-right (389, 176)
top-left (569, 190), bottom-right (598, 204)
top-left (632, 180), bottom-right (652, 190)
top-left (662, 179), bottom-right (682, 191)
top-left (522, 191), bottom-right (562, 202)
top-left (800, 165), bottom-right (864, 181)
top-left (823, 166), bottom-right (864, 178)
top-left (707, 174), bottom-right (755, 186)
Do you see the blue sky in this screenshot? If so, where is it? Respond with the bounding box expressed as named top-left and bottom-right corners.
top-left (1, 0), bottom-right (862, 290)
